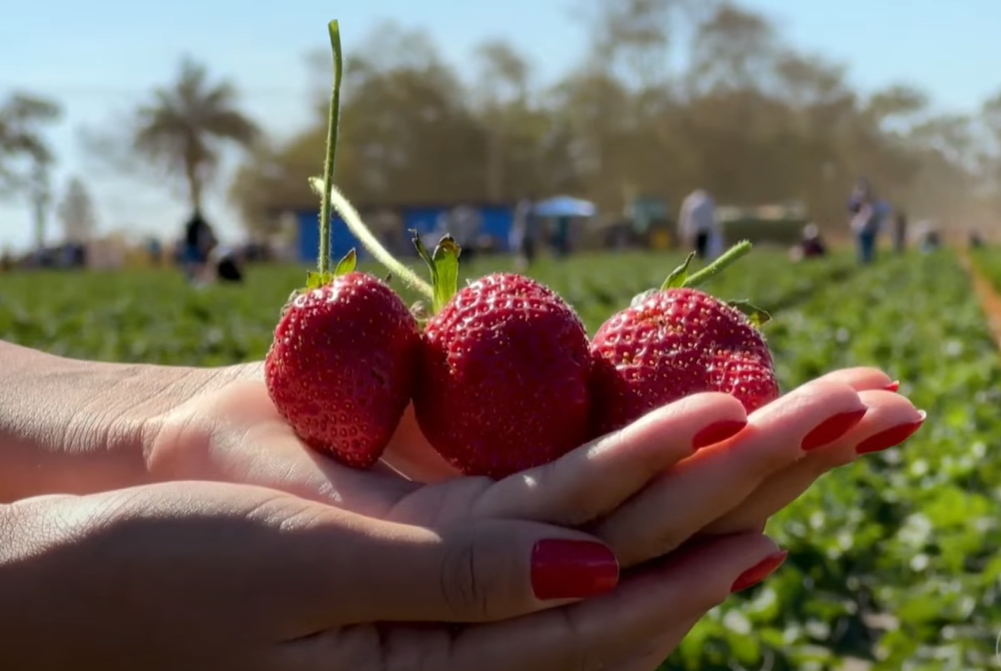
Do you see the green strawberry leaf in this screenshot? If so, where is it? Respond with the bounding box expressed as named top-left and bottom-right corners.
top-left (630, 288), bottom-right (658, 308)
top-left (410, 229), bottom-right (461, 315)
top-left (305, 270), bottom-right (333, 289)
top-left (430, 236), bottom-right (461, 313)
top-left (333, 248), bottom-right (357, 277)
top-left (728, 299), bottom-right (772, 328)
top-left (412, 228), bottom-right (438, 285)
top-left (661, 252), bottom-right (696, 290)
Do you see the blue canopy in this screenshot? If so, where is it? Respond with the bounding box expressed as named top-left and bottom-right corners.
top-left (532, 196), bottom-right (597, 218)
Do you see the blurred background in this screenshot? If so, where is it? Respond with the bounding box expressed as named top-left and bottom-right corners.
top-left (0, 0), bottom-right (998, 267)
top-left (4, 2), bottom-right (1001, 671)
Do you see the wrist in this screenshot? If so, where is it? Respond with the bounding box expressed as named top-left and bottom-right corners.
top-left (0, 340), bottom-right (262, 500)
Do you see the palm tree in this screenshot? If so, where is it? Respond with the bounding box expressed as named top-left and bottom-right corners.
top-left (132, 57), bottom-right (259, 213)
top-left (0, 93), bottom-right (61, 250)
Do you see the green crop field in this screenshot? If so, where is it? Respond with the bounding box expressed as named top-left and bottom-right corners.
top-left (2, 247), bottom-right (1000, 670)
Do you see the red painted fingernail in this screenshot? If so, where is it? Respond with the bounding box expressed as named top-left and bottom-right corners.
top-left (730, 550), bottom-right (788, 593)
top-left (855, 412), bottom-right (926, 455)
top-left (884, 380), bottom-right (900, 392)
top-left (531, 540), bottom-right (619, 601)
top-left (801, 407), bottom-right (868, 451)
top-left (692, 419), bottom-right (748, 450)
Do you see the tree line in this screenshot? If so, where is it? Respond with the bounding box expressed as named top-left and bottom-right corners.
top-left (3, 0), bottom-right (1001, 248)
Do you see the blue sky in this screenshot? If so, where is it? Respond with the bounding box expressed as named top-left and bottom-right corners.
top-left (1, 0), bottom-right (1000, 252)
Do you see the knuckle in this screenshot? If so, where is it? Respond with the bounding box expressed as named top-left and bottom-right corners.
top-left (439, 537), bottom-right (494, 621)
top-left (646, 526), bottom-right (688, 559)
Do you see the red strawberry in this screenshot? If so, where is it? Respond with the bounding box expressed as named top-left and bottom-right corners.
top-left (413, 272), bottom-right (593, 479)
top-left (589, 246), bottom-right (779, 438)
top-left (265, 269), bottom-right (420, 468)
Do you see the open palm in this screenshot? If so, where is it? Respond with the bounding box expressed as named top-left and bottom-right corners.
top-left (149, 365), bottom-right (921, 569)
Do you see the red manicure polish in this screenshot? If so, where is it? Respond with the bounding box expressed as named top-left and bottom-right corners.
top-left (730, 550), bottom-right (788, 593)
top-left (855, 415), bottom-right (925, 455)
top-left (693, 419), bottom-right (748, 450)
top-left (884, 380), bottom-right (901, 392)
top-left (800, 407), bottom-right (868, 451)
top-left (531, 540), bottom-right (619, 601)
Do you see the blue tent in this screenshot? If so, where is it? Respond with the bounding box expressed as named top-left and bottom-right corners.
top-left (294, 203), bottom-right (520, 264)
top-left (533, 196), bottom-right (597, 218)
top-left (295, 210), bottom-right (366, 264)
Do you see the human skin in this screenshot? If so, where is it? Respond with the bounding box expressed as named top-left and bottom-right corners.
top-left (0, 339), bottom-right (923, 566)
top-left (0, 340), bottom-right (924, 669)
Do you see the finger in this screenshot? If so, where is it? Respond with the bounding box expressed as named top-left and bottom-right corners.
top-left (593, 378), bottom-right (865, 567)
top-left (447, 532), bottom-right (784, 671)
top-left (291, 508), bottom-right (620, 628)
top-left (229, 429), bottom-right (419, 517)
top-left (472, 393), bottom-right (748, 526)
top-left (815, 366), bottom-right (898, 392)
top-left (602, 616), bottom-right (702, 671)
top-left (704, 390), bottom-right (925, 535)
top-left (381, 404), bottom-right (463, 484)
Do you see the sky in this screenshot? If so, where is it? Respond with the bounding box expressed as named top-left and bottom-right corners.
top-left (2, 0), bottom-right (1001, 253)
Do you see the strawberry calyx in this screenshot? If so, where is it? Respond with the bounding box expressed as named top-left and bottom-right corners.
top-left (662, 240), bottom-right (752, 291)
top-left (304, 248), bottom-right (357, 291)
top-left (411, 229), bottom-right (461, 317)
top-left (631, 239), bottom-right (772, 329)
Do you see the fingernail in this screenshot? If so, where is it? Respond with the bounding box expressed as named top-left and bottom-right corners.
top-left (855, 411), bottom-right (926, 455)
top-left (730, 550), bottom-right (788, 593)
top-left (531, 540), bottom-right (619, 600)
top-left (693, 419), bottom-right (748, 450)
top-left (884, 380), bottom-right (900, 392)
top-left (800, 407), bottom-right (868, 451)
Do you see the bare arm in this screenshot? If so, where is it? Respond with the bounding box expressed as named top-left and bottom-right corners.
top-left (0, 339), bottom-right (261, 502)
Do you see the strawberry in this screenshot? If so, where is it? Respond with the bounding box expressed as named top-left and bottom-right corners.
top-left (265, 259), bottom-right (421, 468)
top-left (264, 24), bottom-right (422, 469)
top-left (410, 237), bottom-right (592, 479)
top-left (589, 243), bottom-right (780, 438)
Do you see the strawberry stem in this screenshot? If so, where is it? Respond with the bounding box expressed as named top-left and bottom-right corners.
top-left (316, 20), bottom-right (343, 278)
top-left (309, 178), bottom-right (435, 299)
top-left (680, 240), bottom-right (752, 289)
top-left (305, 19), bottom-right (435, 300)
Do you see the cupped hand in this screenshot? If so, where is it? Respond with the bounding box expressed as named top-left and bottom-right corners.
top-left (149, 366), bottom-right (922, 570)
top-left (5, 480), bottom-right (784, 671)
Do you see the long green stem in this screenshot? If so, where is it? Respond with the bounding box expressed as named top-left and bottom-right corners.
top-left (310, 177), bottom-right (435, 299)
top-left (682, 240), bottom-right (752, 289)
top-left (316, 20), bottom-right (343, 276)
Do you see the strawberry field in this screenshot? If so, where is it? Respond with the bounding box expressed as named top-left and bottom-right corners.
top-left (1, 247), bottom-right (1000, 670)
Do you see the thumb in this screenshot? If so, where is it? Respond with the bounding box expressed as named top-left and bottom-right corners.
top-left (302, 510), bottom-right (620, 626)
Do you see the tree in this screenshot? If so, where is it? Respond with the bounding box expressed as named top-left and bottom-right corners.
top-left (131, 58), bottom-right (259, 213)
top-left (56, 177), bottom-right (98, 244)
top-left (472, 40), bottom-right (533, 201)
top-left (0, 93), bottom-right (61, 250)
top-left (228, 2), bottom-right (1001, 238)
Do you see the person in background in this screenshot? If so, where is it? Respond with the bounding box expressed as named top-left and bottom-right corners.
top-left (678, 189), bottom-right (718, 260)
top-left (510, 194), bottom-right (538, 271)
top-left (182, 210), bottom-right (218, 283)
top-left (970, 229), bottom-right (985, 249)
top-left (444, 204), bottom-right (483, 263)
top-left (210, 245), bottom-right (244, 283)
top-left (892, 209), bottom-right (908, 254)
top-left (789, 223), bottom-right (827, 263)
top-left (847, 178), bottom-right (887, 265)
top-left (147, 237), bottom-right (163, 267)
top-left (552, 216), bottom-right (572, 258)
